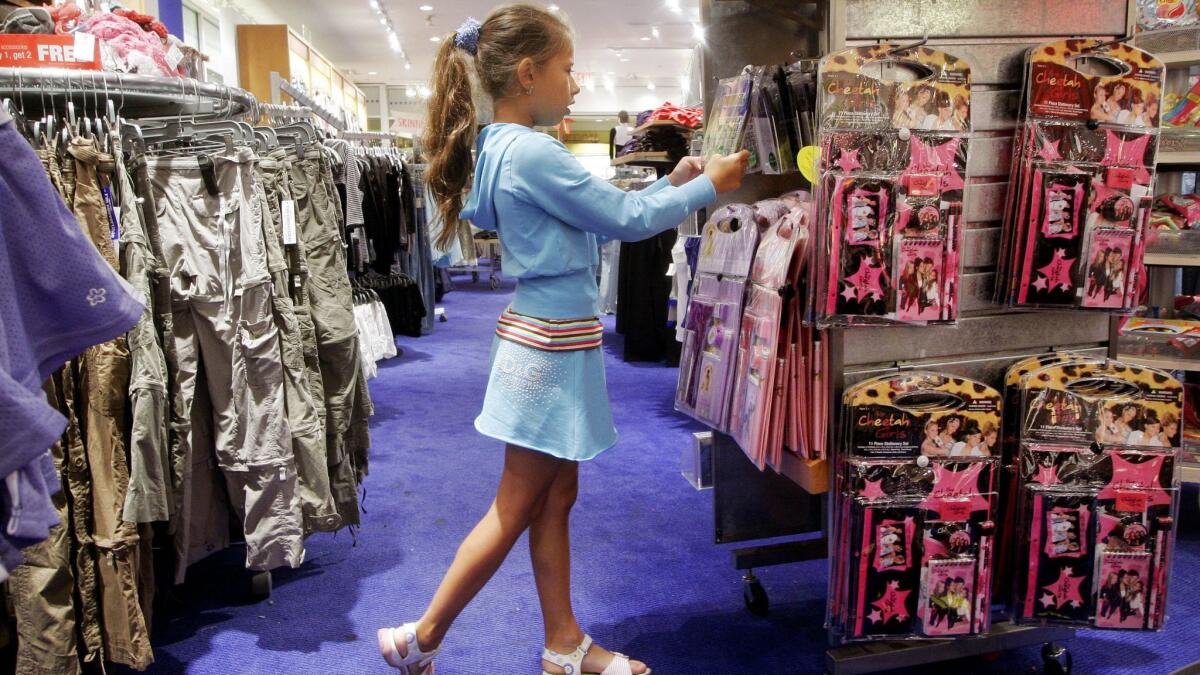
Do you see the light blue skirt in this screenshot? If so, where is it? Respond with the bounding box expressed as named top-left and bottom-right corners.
top-left (475, 335), bottom-right (617, 461)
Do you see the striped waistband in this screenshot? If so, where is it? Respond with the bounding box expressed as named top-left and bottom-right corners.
top-left (495, 306), bottom-right (603, 352)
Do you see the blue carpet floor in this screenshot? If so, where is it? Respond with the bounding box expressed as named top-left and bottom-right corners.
top-left (141, 278), bottom-right (1200, 674)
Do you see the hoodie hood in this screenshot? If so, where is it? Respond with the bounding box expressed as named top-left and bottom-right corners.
top-left (459, 123), bottom-right (533, 231)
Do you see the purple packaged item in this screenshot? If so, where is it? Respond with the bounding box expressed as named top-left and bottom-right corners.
top-left (676, 203), bottom-right (761, 430)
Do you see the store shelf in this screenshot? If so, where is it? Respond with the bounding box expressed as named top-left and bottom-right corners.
top-left (827, 620), bottom-right (1076, 675)
top-left (632, 119), bottom-right (702, 136)
top-left (1157, 150), bottom-right (1200, 166)
top-left (1114, 352), bottom-right (1200, 372)
top-left (1135, 24), bottom-right (1200, 63)
top-left (1181, 462), bottom-right (1200, 484)
top-left (611, 151), bottom-right (673, 167)
top-left (1144, 251), bottom-right (1200, 266)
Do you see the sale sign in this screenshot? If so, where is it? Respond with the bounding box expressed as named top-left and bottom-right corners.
top-left (0, 35), bottom-right (101, 70)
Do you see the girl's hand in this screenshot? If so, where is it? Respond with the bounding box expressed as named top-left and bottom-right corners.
top-left (668, 156), bottom-right (705, 187)
top-left (704, 150), bottom-right (751, 193)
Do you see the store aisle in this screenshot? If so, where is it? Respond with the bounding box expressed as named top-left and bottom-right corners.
top-left (142, 280), bottom-right (1200, 675)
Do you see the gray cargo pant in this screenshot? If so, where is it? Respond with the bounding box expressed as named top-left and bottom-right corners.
top-left (289, 149), bottom-right (371, 526)
top-left (256, 152), bottom-right (340, 533)
top-left (147, 148), bottom-right (304, 574)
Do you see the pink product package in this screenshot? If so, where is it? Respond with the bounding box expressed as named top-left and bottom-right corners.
top-left (729, 202), bottom-right (810, 467)
top-left (676, 204), bottom-right (760, 430)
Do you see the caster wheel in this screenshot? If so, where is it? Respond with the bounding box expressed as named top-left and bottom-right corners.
top-left (1042, 642), bottom-right (1072, 675)
top-left (250, 571), bottom-right (273, 600)
top-left (489, 277), bottom-right (500, 290)
top-left (743, 573), bottom-right (769, 617)
top-left (439, 313), bottom-right (448, 323)
top-left (472, 272), bottom-right (480, 282)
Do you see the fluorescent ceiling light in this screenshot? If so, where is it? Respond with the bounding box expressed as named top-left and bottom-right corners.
top-left (548, 4), bottom-right (560, 11)
top-left (651, 26), bottom-right (660, 38)
top-left (405, 62), bottom-right (412, 70)
top-left (419, 4), bottom-right (433, 10)
top-left (647, 81), bottom-right (656, 90)
top-left (640, 36), bottom-right (651, 41)
top-left (620, 57), bottom-right (630, 62)
top-left (430, 36), bottom-right (441, 42)
top-left (369, 71), bottom-right (378, 75)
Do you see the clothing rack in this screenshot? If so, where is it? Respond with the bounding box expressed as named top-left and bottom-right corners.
top-left (270, 71), bottom-right (346, 131)
top-left (0, 67), bottom-right (255, 120)
top-left (340, 130), bottom-right (398, 143)
top-left (257, 103), bottom-right (314, 125)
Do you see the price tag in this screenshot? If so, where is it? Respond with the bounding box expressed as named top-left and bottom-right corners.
top-left (100, 185), bottom-right (120, 240)
top-left (280, 199), bottom-right (298, 244)
top-left (73, 32), bottom-right (96, 63)
top-left (165, 44), bottom-right (184, 70)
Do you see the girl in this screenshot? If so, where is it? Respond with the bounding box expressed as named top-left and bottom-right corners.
top-left (1128, 410), bottom-right (1162, 447)
top-left (953, 95), bottom-right (970, 131)
top-left (377, 6), bottom-right (749, 675)
top-left (938, 415), bottom-right (962, 449)
top-left (920, 92), bottom-right (958, 131)
top-left (891, 87), bottom-right (920, 129)
top-left (1160, 412), bottom-right (1179, 447)
top-left (921, 418), bottom-right (947, 456)
top-left (1115, 403), bottom-right (1139, 442)
top-left (1091, 82), bottom-right (1112, 121)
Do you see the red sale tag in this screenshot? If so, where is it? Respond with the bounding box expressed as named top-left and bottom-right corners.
top-left (1115, 490), bottom-right (1149, 513)
top-left (940, 500), bottom-right (973, 522)
top-left (1106, 167), bottom-right (1135, 190)
top-left (0, 35), bottom-right (101, 70)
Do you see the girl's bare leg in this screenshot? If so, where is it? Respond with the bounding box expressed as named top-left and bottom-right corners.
top-left (396, 444), bottom-right (565, 654)
top-left (532, 463), bottom-right (648, 675)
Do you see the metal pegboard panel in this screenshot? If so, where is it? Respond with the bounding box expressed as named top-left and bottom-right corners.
top-left (959, 272), bottom-right (998, 312)
top-left (965, 181), bottom-right (1009, 223)
top-left (962, 227), bottom-right (1000, 268)
top-left (839, 312), bottom-right (1111, 365)
top-left (966, 136), bottom-right (1014, 179)
top-left (844, 0), bottom-right (1128, 40)
top-left (971, 90), bottom-right (1023, 131)
top-left (843, 346), bottom-right (1110, 389)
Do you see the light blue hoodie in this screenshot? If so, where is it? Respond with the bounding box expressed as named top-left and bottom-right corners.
top-left (459, 123), bottom-right (716, 319)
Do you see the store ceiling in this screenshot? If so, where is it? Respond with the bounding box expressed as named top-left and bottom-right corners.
top-left (262, 0), bottom-right (701, 88)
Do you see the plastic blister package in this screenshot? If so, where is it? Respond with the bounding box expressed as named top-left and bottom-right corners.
top-left (675, 204), bottom-right (760, 430)
top-left (997, 39), bottom-right (1165, 312)
top-left (1010, 359), bottom-right (1184, 631)
top-left (812, 45), bottom-right (971, 326)
top-left (1137, 0), bottom-right (1199, 31)
top-left (828, 372), bottom-right (1002, 642)
top-left (727, 193), bottom-right (816, 467)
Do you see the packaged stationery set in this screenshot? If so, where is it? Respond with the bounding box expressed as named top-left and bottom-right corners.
top-left (996, 39), bottom-right (1164, 312)
top-left (828, 372), bottom-right (1002, 641)
top-left (812, 45), bottom-right (971, 326)
top-left (1010, 359), bottom-right (1184, 630)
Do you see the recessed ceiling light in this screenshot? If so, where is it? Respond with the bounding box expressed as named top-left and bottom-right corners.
top-left (405, 62), bottom-right (412, 70)
top-left (640, 36), bottom-right (651, 41)
top-left (368, 71), bottom-right (378, 75)
top-left (419, 4), bottom-right (433, 10)
top-left (430, 36), bottom-right (441, 42)
top-left (651, 26), bottom-right (660, 38)
top-left (620, 57), bottom-right (630, 62)
top-left (647, 81), bottom-right (656, 90)
top-left (548, 4), bottom-right (560, 11)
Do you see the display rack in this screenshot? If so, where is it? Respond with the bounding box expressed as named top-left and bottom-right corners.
top-left (611, 150), bottom-right (673, 167)
top-left (631, 119), bottom-right (701, 136)
top-left (270, 71), bottom-right (346, 131)
top-left (0, 67), bottom-right (256, 119)
top-left (694, 0), bottom-right (1155, 670)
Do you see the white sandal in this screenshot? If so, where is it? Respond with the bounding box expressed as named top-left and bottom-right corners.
top-left (541, 634), bottom-right (651, 675)
top-left (377, 622), bottom-right (439, 674)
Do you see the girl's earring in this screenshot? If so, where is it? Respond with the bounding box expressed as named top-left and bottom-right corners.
top-left (525, 86), bottom-right (534, 95)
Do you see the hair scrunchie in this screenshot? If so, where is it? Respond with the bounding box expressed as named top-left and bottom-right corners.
top-left (454, 17), bottom-right (481, 56)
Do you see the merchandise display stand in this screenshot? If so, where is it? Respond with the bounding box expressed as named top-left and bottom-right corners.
top-left (698, 0), bottom-right (1144, 670)
top-left (270, 71), bottom-right (347, 131)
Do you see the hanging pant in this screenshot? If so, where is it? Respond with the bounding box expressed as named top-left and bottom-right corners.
top-left (289, 149), bottom-right (370, 526)
top-left (6, 378), bottom-right (81, 675)
top-left (256, 153), bottom-right (340, 533)
top-left (146, 149), bottom-right (304, 576)
top-left (64, 138), bottom-right (154, 670)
